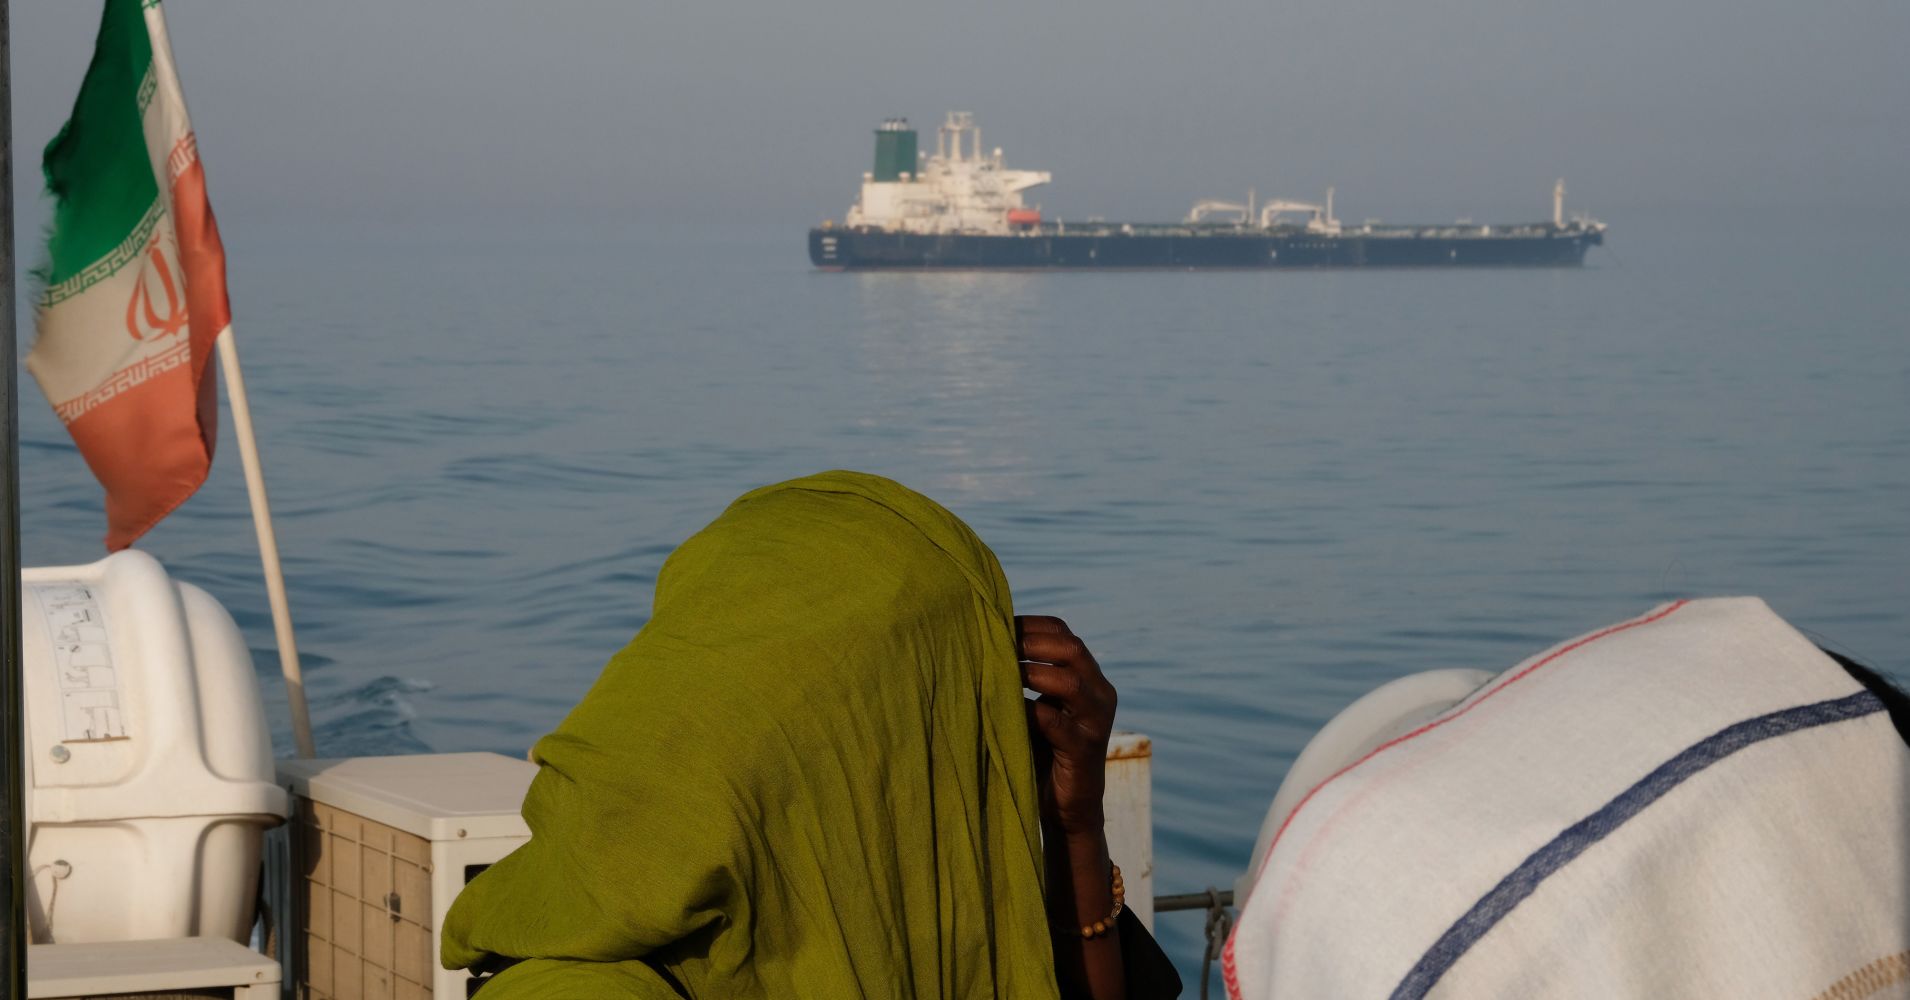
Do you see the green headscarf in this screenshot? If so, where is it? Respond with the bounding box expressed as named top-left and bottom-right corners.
top-left (443, 471), bottom-right (1061, 999)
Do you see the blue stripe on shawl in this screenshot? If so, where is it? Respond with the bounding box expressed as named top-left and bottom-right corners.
top-left (1389, 690), bottom-right (1886, 1000)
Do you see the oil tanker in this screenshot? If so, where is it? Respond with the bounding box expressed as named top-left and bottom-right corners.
top-left (809, 113), bottom-right (1605, 270)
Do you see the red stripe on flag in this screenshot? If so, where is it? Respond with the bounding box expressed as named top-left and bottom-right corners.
top-left (71, 361), bottom-right (211, 550)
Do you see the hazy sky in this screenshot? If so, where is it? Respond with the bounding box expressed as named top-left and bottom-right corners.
top-left (10, 0), bottom-right (1910, 235)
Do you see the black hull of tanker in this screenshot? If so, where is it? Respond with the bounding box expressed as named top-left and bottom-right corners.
top-left (810, 227), bottom-right (1601, 269)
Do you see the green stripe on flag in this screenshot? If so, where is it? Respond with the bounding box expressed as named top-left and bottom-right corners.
top-left (37, 0), bottom-right (158, 289)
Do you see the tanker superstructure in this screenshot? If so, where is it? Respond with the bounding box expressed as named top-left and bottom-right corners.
top-left (809, 113), bottom-right (1605, 270)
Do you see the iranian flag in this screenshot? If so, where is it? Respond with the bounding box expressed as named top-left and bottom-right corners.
top-left (28, 0), bottom-right (230, 551)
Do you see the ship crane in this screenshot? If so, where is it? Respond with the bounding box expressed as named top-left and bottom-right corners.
top-left (1189, 188), bottom-right (1341, 233)
top-left (1186, 200), bottom-right (1252, 225)
top-left (1257, 189), bottom-right (1339, 234)
top-left (1550, 179), bottom-right (1607, 234)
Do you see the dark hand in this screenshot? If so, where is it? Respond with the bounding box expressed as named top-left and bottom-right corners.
top-left (1017, 616), bottom-right (1118, 836)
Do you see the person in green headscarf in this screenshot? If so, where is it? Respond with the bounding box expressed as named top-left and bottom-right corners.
top-left (443, 471), bottom-right (1181, 999)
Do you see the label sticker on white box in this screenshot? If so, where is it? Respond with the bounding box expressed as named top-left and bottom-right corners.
top-left (32, 583), bottom-right (130, 742)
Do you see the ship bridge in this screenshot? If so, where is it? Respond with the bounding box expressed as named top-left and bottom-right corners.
top-left (844, 112), bottom-right (1051, 235)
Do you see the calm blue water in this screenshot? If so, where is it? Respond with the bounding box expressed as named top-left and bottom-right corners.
top-left (15, 203), bottom-right (1910, 975)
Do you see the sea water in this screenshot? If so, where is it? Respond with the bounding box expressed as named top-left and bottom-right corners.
top-left (16, 202), bottom-right (1909, 978)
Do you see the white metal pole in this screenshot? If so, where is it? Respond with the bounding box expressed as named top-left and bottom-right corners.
top-left (215, 328), bottom-right (315, 758)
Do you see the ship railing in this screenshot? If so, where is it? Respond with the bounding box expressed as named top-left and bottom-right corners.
top-left (1158, 889), bottom-right (1237, 1000)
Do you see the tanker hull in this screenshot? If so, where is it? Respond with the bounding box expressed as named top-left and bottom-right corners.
top-left (810, 227), bottom-right (1602, 270)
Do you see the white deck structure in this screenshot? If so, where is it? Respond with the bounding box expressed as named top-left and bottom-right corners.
top-left (844, 112), bottom-right (1052, 235)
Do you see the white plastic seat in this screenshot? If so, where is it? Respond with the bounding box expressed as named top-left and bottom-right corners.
top-left (28, 936), bottom-right (281, 999)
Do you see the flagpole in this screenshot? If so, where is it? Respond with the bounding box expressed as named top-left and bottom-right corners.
top-left (215, 329), bottom-right (315, 759)
top-left (1, 0), bottom-right (33, 989)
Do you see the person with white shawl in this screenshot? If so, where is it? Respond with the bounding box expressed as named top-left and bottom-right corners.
top-left (1225, 597), bottom-right (1910, 1000)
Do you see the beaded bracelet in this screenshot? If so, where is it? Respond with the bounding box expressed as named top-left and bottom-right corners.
top-left (1073, 863), bottom-right (1125, 940)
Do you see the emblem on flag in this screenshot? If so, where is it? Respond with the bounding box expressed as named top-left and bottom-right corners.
top-left (125, 237), bottom-right (187, 343)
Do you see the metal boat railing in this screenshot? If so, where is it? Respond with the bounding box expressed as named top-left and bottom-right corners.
top-left (1158, 889), bottom-right (1236, 1000)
